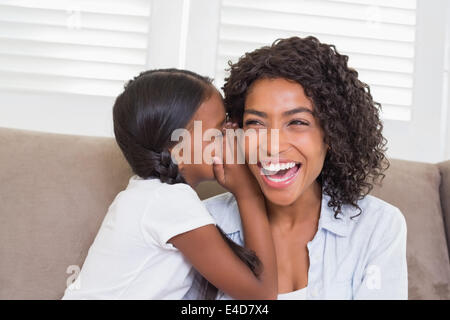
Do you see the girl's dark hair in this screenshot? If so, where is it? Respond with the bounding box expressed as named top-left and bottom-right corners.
top-left (112, 68), bottom-right (261, 299)
top-left (223, 36), bottom-right (389, 219)
top-left (113, 68), bottom-right (211, 184)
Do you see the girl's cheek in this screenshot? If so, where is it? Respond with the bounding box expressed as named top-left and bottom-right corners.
top-left (202, 140), bottom-right (217, 165)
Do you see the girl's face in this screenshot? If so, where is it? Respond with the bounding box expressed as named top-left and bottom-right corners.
top-left (243, 78), bottom-right (328, 206)
top-left (180, 89), bottom-right (226, 186)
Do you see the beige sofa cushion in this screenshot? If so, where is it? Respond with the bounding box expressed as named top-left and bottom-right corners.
top-left (0, 127), bottom-right (132, 299)
top-left (371, 159), bottom-right (450, 299)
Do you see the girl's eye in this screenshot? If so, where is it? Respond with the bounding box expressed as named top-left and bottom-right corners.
top-left (289, 120), bottom-right (309, 126)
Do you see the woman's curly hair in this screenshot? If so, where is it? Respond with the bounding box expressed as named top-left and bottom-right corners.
top-left (223, 36), bottom-right (389, 219)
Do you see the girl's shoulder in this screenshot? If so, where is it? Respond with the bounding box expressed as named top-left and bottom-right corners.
top-left (124, 174), bottom-right (200, 201)
top-left (110, 176), bottom-right (204, 220)
top-left (129, 176), bottom-right (215, 248)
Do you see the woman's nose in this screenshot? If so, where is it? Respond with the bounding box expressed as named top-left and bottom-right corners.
top-left (258, 128), bottom-right (291, 159)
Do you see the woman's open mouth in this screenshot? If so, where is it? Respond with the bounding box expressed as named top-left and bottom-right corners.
top-left (258, 160), bottom-right (301, 189)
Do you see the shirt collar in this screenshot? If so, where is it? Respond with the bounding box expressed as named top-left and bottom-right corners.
top-left (317, 193), bottom-right (354, 237)
top-left (220, 191), bottom-right (355, 238)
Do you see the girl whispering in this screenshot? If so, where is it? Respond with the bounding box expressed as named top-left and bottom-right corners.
top-left (62, 69), bottom-right (277, 300)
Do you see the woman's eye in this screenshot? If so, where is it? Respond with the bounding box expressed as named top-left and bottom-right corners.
top-left (289, 120), bottom-right (309, 126)
top-left (244, 119), bottom-right (263, 126)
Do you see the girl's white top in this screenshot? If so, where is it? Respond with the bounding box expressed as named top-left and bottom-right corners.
top-left (62, 175), bottom-right (215, 299)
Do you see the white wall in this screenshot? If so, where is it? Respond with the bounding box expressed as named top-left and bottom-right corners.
top-left (0, 88), bottom-right (114, 137)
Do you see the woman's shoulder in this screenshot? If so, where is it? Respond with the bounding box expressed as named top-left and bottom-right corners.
top-left (202, 192), bottom-right (242, 234)
top-left (354, 194), bottom-right (405, 223)
top-left (342, 194), bottom-right (407, 240)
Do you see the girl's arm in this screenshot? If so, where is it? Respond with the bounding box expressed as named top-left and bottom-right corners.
top-left (169, 132), bottom-right (278, 300)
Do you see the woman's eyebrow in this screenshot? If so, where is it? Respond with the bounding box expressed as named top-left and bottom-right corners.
top-left (244, 106), bottom-right (313, 118)
top-left (244, 109), bottom-right (267, 117)
top-left (282, 107), bottom-right (314, 116)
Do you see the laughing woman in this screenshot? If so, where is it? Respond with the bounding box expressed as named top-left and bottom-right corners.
top-left (185, 36), bottom-right (407, 300)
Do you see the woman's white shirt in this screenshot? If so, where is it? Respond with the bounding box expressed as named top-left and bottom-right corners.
top-left (278, 287), bottom-right (308, 300)
top-left (62, 175), bottom-right (215, 300)
top-left (183, 191), bottom-right (408, 300)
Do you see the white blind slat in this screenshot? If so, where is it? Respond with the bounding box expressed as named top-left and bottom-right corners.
top-left (0, 54), bottom-right (142, 81)
top-left (0, 21), bottom-right (148, 49)
top-left (379, 104), bottom-right (411, 121)
top-left (369, 85), bottom-right (412, 106)
top-left (328, 0), bottom-right (416, 10)
top-left (0, 0), bottom-right (151, 17)
top-left (0, 70), bottom-right (124, 96)
top-left (221, 6), bottom-right (415, 43)
top-left (218, 50), bottom-right (413, 74)
top-left (223, 0), bottom-right (416, 26)
top-left (0, 38), bottom-right (146, 65)
top-left (0, 4), bottom-right (149, 33)
top-left (356, 70), bottom-right (413, 89)
top-left (219, 27), bottom-right (415, 59)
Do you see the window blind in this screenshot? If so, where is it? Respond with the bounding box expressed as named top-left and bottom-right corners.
top-left (0, 0), bottom-right (151, 96)
top-left (215, 0), bottom-right (417, 121)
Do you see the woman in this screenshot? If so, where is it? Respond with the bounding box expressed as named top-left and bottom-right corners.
top-left (185, 36), bottom-right (407, 300)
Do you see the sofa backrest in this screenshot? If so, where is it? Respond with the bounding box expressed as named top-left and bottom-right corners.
top-left (370, 159), bottom-right (450, 299)
top-left (0, 127), bottom-right (132, 299)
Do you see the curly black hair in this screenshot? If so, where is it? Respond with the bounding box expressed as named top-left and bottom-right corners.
top-left (223, 36), bottom-right (389, 219)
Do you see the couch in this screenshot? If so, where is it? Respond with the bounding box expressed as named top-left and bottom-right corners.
top-left (0, 127), bottom-right (449, 299)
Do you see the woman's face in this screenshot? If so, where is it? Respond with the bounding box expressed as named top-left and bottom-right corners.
top-left (243, 78), bottom-right (328, 206)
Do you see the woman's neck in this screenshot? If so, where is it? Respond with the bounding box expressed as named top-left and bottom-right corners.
top-left (266, 181), bottom-right (322, 231)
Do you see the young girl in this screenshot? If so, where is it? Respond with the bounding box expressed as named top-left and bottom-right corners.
top-left (62, 69), bottom-right (278, 300)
